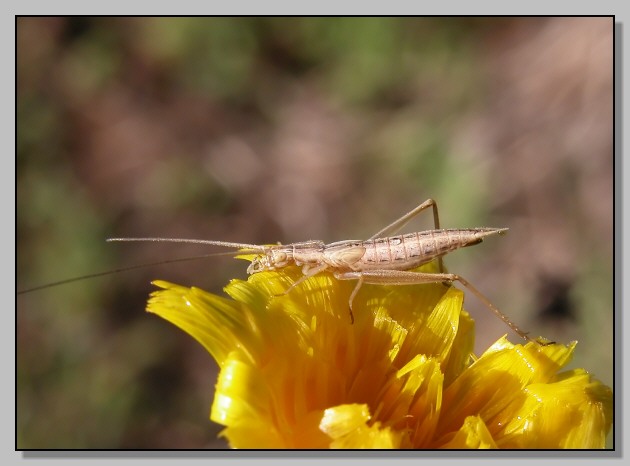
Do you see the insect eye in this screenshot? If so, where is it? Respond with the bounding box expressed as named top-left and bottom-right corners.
top-left (247, 259), bottom-right (264, 274)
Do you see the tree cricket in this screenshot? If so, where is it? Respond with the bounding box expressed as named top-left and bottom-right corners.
top-left (19, 199), bottom-right (536, 343)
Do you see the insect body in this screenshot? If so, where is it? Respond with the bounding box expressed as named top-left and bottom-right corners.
top-left (103, 199), bottom-right (534, 342)
top-left (20, 199), bottom-right (536, 343)
top-left (241, 228), bottom-right (515, 331)
top-left (248, 228), bottom-right (505, 275)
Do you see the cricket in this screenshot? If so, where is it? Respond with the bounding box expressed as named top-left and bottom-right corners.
top-left (19, 198), bottom-right (536, 343)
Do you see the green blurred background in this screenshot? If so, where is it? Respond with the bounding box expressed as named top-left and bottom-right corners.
top-left (17, 17), bottom-right (613, 449)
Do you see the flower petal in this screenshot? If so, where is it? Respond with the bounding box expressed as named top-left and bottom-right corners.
top-left (319, 404), bottom-right (402, 448)
top-left (500, 369), bottom-right (613, 448)
top-left (146, 262), bottom-right (612, 450)
top-left (147, 280), bottom-right (254, 365)
top-left (436, 338), bottom-right (579, 439)
top-left (438, 415), bottom-right (498, 449)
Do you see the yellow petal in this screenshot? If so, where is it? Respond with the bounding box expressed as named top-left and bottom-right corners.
top-left (438, 416), bottom-right (498, 449)
top-left (210, 352), bottom-right (292, 448)
top-left (437, 338), bottom-right (578, 438)
top-left (414, 286), bottom-right (465, 359)
top-left (329, 424), bottom-right (400, 449)
top-left (441, 308), bottom-right (475, 386)
top-left (146, 262), bottom-right (612, 449)
top-left (319, 404), bottom-right (401, 449)
top-left (394, 355), bottom-right (444, 447)
top-left (319, 404), bottom-right (371, 438)
top-left (500, 369), bottom-right (613, 448)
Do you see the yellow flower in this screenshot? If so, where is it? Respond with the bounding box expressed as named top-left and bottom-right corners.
top-left (146, 261), bottom-right (612, 449)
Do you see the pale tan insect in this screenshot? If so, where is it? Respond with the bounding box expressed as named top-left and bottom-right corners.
top-left (101, 198), bottom-right (535, 343)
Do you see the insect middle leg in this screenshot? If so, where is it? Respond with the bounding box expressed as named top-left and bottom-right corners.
top-left (336, 269), bottom-right (537, 344)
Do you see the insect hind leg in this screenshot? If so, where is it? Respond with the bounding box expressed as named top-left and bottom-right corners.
top-left (368, 198), bottom-right (444, 272)
top-left (337, 269), bottom-right (549, 345)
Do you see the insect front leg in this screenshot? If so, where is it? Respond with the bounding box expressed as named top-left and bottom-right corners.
top-left (336, 269), bottom-right (543, 344)
top-left (274, 263), bottom-right (330, 297)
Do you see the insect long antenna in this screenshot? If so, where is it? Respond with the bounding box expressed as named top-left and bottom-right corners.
top-left (107, 237), bottom-right (267, 250)
top-left (17, 249), bottom-right (262, 295)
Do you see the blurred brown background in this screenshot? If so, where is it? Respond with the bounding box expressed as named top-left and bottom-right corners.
top-left (17, 17), bottom-right (613, 449)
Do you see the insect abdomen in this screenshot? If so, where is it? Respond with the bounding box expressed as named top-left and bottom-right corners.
top-left (358, 228), bottom-right (506, 271)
